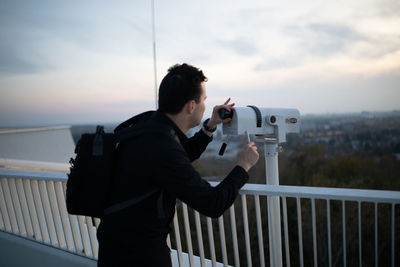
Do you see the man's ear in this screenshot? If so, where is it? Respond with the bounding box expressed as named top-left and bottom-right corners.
top-left (186, 100), bottom-right (196, 114)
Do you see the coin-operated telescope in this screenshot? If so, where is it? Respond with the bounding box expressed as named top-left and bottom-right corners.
top-left (221, 105), bottom-right (300, 267)
top-left (221, 106), bottom-right (300, 143)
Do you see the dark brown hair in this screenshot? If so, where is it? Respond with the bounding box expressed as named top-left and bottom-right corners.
top-left (158, 63), bottom-right (207, 114)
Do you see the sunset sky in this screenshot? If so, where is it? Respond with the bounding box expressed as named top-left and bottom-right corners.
top-left (1, 0), bottom-right (399, 126)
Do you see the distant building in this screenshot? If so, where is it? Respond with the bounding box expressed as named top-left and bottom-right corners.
top-left (300, 120), bottom-right (317, 132)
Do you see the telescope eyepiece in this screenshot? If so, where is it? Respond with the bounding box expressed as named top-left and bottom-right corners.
top-left (219, 109), bottom-right (233, 120)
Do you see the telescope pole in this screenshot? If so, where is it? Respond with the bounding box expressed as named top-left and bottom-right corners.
top-left (264, 141), bottom-right (283, 267)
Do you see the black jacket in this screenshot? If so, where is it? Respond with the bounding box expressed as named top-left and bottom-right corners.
top-left (97, 110), bottom-right (249, 247)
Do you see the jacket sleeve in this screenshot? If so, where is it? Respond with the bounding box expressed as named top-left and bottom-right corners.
top-left (148, 138), bottom-right (248, 218)
top-left (182, 129), bottom-right (213, 162)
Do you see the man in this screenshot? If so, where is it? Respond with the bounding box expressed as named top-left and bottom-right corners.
top-left (97, 63), bottom-right (259, 266)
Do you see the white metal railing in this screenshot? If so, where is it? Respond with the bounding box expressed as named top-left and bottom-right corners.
top-left (1, 168), bottom-right (399, 267)
top-left (0, 169), bottom-right (99, 259)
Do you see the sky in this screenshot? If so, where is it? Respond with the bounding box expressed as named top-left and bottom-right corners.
top-left (0, 0), bottom-right (399, 126)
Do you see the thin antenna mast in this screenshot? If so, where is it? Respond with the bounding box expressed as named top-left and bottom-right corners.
top-left (151, 0), bottom-right (158, 109)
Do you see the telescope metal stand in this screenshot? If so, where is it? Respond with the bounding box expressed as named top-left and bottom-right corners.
top-left (259, 138), bottom-right (283, 267)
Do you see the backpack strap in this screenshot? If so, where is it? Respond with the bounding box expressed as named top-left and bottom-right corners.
top-left (114, 111), bottom-right (154, 132)
top-left (103, 189), bottom-right (159, 215)
top-left (92, 126), bottom-right (105, 156)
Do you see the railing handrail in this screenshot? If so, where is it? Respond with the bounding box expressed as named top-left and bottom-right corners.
top-left (0, 168), bottom-right (68, 182)
top-left (0, 125), bottom-right (71, 135)
top-left (211, 181), bottom-right (400, 203)
top-left (0, 159), bottom-right (70, 173)
top-left (1, 168), bottom-right (399, 204)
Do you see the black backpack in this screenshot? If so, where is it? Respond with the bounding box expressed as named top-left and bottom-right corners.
top-left (66, 112), bottom-right (160, 218)
top-left (66, 125), bottom-right (115, 218)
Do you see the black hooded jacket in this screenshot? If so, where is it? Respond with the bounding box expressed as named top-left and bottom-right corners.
top-left (97, 110), bottom-right (249, 247)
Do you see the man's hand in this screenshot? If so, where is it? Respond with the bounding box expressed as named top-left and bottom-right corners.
top-left (237, 141), bottom-right (259, 172)
top-left (207, 98), bottom-right (235, 129)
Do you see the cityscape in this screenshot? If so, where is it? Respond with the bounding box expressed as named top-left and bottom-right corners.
top-left (68, 110), bottom-right (400, 190)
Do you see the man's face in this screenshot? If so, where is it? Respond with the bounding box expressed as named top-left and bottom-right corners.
top-left (192, 82), bottom-right (207, 127)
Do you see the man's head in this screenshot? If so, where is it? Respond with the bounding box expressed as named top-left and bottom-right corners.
top-left (158, 63), bottom-right (208, 115)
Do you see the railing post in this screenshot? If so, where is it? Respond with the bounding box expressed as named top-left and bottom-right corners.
top-left (264, 142), bottom-right (283, 267)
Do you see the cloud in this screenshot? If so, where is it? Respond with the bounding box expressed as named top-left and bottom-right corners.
top-left (0, 28), bottom-right (57, 75)
top-left (254, 56), bottom-right (304, 72)
top-left (0, 48), bottom-right (47, 75)
top-left (376, 0), bottom-right (400, 17)
top-left (348, 36), bottom-right (400, 59)
top-left (218, 37), bottom-right (259, 56)
top-left (284, 23), bottom-right (366, 56)
top-left (307, 23), bottom-right (364, 41)
top-left (303, 24), bottom-right (363, 56)
top-left (0, 0), bottom-right (152, 76)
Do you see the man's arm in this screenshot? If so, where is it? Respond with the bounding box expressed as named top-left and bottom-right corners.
top-left (148, 137), bottom-right (258, 218)
top-left (182, 129), bottom-right (212, 162)
top-left (151, 145), bottom-right (248, 218)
